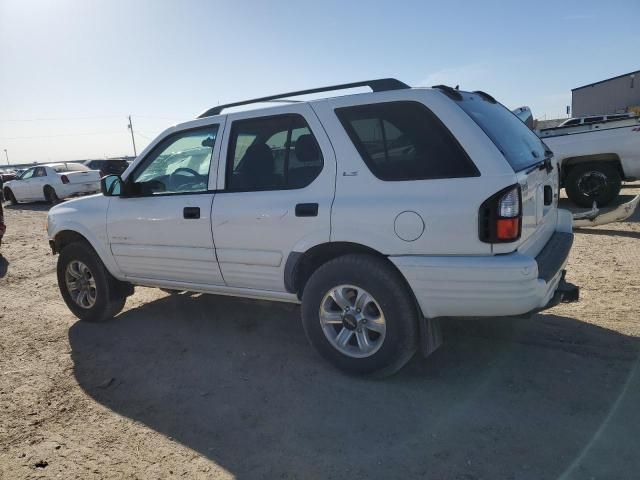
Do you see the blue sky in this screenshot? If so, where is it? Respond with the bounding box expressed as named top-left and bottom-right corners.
top-left (0, 0), bottom-right (637, 164)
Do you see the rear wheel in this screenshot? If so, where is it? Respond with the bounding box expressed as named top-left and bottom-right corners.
top-left (44, 186), bottom-right (59, 205)
top-left (57, 241), bottom-right (129, 322)
top-left (4, 188), bottom-right (17, 205)
top-left (565, 162), bottom-right (621, 208)
top-left (301, 254), bottom-right (418, 377)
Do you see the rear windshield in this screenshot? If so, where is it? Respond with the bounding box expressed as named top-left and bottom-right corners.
top-left (455, 92), bottom-right (547, 172)
top-left (52, 163), bottom-right (90, 173)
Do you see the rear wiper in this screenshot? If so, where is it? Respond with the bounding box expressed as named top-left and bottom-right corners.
top-left (525, 156), bottom-right (553, 174)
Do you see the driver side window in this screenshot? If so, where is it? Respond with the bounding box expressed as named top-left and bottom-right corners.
top-left (129, 125), bottom-right (219, 196)
top-left (21, 168), bottom-right (36, 180)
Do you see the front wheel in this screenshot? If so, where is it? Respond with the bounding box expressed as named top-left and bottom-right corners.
top-left (301, 254), bottom-right (418, 377)
top-left (57, 241), bottom-right (128, 322)
top-left (565, 163), bottom-right (621, 208)
top-left (4, 188), bottom-right (17, 205)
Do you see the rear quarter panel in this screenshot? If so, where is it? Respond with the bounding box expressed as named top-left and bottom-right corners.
top-left (311, 89), bottom-right (516, 256)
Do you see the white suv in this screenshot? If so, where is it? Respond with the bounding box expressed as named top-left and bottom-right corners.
top-left (47, 79), bottom-right (579, 376)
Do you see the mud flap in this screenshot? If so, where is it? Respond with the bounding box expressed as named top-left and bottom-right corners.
top-left (418, 316), bottom-right (443, 358)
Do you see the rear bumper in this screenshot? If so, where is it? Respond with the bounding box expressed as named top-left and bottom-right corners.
top-left (390, 214), bottom-right (578, 319)
top-left (57, 182), bottom-right (100, 199)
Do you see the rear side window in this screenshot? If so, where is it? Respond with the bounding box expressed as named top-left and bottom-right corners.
top-left (54, 163), bottom-right (89, 172)
top-left (455, 92), bottom-right (548, 172)
top-left (335, 101), bottom-right (478, 181)
top-left (226, 114), bottom-right (323, 191)
top-left (562, 118), bottom-right (580, 126)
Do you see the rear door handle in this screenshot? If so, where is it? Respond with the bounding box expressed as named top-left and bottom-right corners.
top-left (183, 207), bottom-right (200, 219)
top-left (295, 203), bottom-right (318, 217)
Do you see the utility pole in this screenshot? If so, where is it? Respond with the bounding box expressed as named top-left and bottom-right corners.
top-left (127, 115), bottom-right (137, 157)
top-left (3, 149), bottom-right (8, 166)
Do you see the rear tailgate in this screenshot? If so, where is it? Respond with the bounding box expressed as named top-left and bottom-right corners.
top-left (515, 162), bottom-right (558, 257)
top-left (454, 91), bottom-right (559, 257)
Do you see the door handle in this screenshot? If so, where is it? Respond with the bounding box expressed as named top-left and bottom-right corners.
top-left (295, 203), bottom-right (318, 217)
top-left (183, 207), bottom-right (200, 219)
top-left (543, 185), bottom-right (553, 205)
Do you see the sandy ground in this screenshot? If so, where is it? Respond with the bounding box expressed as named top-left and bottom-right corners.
top-left (0, 186), bottom-right (639, 479)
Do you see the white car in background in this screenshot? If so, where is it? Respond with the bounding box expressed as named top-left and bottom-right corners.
top-left (3, 163), bottom-right (101, 205)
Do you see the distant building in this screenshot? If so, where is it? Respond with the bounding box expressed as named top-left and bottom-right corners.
top-left (572, 69), bottom-right (640, 116)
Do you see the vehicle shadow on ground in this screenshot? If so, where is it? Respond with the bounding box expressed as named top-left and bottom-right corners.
top-left (69, 293), bottom-right (640, 479)
top-left (3, 201), bottom-right (52, 212)
top-left (575, 228), bottom-right (640, 239)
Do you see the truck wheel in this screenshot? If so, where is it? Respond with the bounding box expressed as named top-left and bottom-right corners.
top-left (44, 186), bottom-right (59, 205)
top-left (57, 241), bottom-right (127, 322)
top-left (4, 188), bottom-right (17, 205)
top-left (565, 163), bottom-right (621, 208)
top-left (301, 254), bottom-right (418, 377)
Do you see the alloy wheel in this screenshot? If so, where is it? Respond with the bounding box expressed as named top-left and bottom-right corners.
top-left (65, 260), bottom-right (97, 309)
top-left (319, 284), bottom-right (386, 358)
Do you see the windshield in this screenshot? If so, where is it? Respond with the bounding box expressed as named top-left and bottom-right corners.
top-left (456, 92), bottom-right (548, 172)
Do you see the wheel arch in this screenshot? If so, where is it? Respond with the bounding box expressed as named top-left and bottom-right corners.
top-left (52, 228), bottom-right (133, 297)
top-left (561, 153), bottom-right (623, 182)
top-left (52, 229), bottom-right (91, 254)
top-left (50, 225), bottom-right (123, 280)
top-left (285, 242), bottom-right (414, 301)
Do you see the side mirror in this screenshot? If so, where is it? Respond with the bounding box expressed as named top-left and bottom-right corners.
top-left (101, 175), bottom-right (123, 196)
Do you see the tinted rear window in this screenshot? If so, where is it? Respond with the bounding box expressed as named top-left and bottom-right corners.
top-left (455, 92), bottom-right (547, 172)
top-left (52, 163), bottom-right (90, 173)
top-left (335, 101), bottom-right (478, 181)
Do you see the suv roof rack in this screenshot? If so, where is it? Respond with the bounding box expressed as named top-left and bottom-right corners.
top-left (197, 78), bottom-right (410, 118)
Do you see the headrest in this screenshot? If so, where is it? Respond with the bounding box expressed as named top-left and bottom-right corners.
top-left (294, 134), bottom-right (321, 163)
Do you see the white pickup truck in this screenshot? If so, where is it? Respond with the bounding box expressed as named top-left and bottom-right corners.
top-left (3, 163), bottom-right (101, 205)
top-left (537, 116), bottom-right (640, 207)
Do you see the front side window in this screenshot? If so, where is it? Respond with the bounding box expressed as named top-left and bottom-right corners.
top-left (336, 101), bottom-right (478, 181)
top-left (128, 126), bottom-right (218, 195)
top-left (21, 168), bottom-right (36, 180)
top-left (34, 167), bottom-right (46, 177)
top-left (226, 114), bottom-right (323, 191)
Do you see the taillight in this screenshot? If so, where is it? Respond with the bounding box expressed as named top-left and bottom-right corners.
top-left (479, 185), bottom-right (522, 243)
top-left (61, 175), bottom-right (70, 184)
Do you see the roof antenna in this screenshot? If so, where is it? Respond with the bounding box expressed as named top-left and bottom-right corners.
top-left (455, 85), bottom-right (460, 90)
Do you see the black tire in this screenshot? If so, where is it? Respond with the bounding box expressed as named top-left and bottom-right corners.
top-left (44, 186), bottom-right (59, 205)
top-left (565, 162), bottom-right (621, 208)
top-left (301, 254), bottom-right (419, 377)
top-left (4, 188), bottom-right (17, 205)
top-left (57, 241), bottom-right (128, 322)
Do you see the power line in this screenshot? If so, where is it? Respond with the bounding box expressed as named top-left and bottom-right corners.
top-left (0, 115), bottom-right (123, 122)
top-left (0, 114), bottom-right (185, 123)
top-left (0, 131), bottom-right (123, 140)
